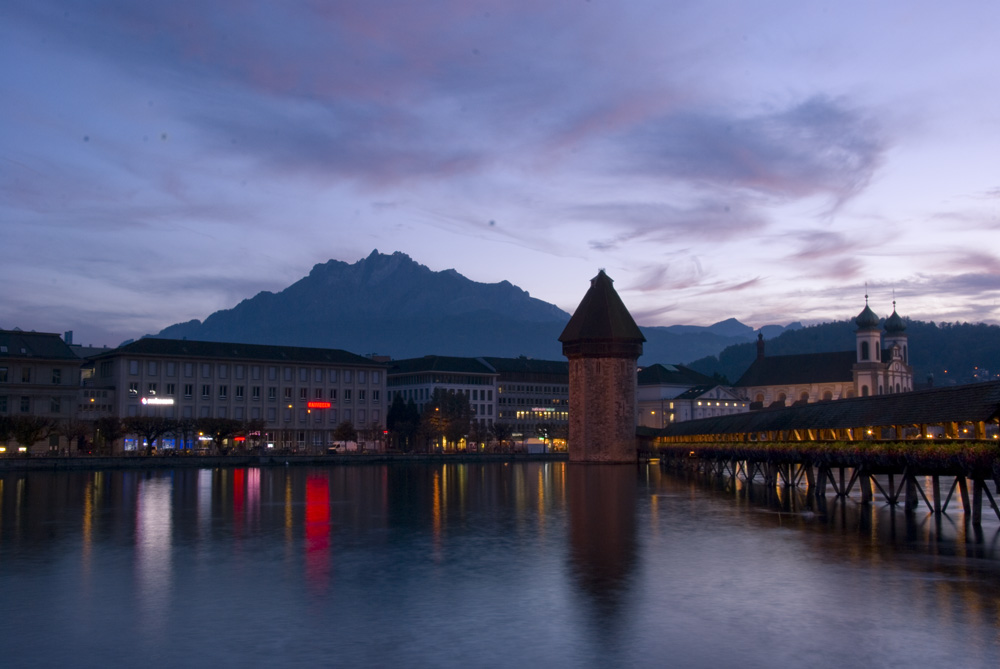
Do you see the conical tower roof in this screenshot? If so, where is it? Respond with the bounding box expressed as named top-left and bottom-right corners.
top-left (560, 270), bottom-right (645, 358)
top-left (855, 299), bottom-right (880, 330)
top-left (884, 302), bottom-right (906, 334)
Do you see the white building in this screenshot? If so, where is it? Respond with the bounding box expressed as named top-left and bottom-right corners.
top-left (88, 338), bottom-right (387, 452)
top-left (637, 363), bottom-right (748, 428)
top-left (0, 329), bottom-right (82, 454)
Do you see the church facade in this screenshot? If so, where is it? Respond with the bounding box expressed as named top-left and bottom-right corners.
top-left (735, 300), bottom-right (914, 407)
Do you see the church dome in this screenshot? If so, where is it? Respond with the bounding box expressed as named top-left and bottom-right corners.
top-left (884, 308), bottom-right (906, 334)
top-left (854, 302), bottom-right (880, 330)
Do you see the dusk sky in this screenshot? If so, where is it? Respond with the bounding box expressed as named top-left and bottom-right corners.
top-left (3, 1), bottom-right (999, 347)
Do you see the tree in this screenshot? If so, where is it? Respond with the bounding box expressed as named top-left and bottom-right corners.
top-left (174, 419), bottom-right (198, 452)
top-left (467, 420), bottom-right (491, 452)
top-left (61, 420), bottom-right (93, 454)
top-left (0, 415), bottom-right (13, 448)
top-left (490, 422), bottom-right (512, 452)
top-left (94, 416), bottom-right (125, 455)
top-left (333, 420), bottom-right (357, 445)
top-left (196, 417), bottom-right (243, 455)
top-left (11, 416), bottom-right (56, 452)
top-left (386, 395), bottom-right (420, 452)
top-left (123, 416), bottom-right (175, 454)
top-left (418, 388), bottom-right (471, 451)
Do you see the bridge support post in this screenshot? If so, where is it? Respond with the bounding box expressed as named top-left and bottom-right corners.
top-left (972, 479), bottom-right (983, 526)
top-left (905, 474), bottom-right (918, 512)
top-left (932, 475), bottom-right (941, 513)
top-left (860, 468), bottom-right (872, 504)
top-left (816, 465), bottom-right (829, 499)
top-left (958, 476), bottom-right (971, 519)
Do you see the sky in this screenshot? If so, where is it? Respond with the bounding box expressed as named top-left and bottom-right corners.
top-left (3, 1), bottom-right (999, 347)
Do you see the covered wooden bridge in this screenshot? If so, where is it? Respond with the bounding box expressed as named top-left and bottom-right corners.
top-left (648, 380), bottom-right (1000, 444)
top-left (643, 381), bottom-right (1000, 525)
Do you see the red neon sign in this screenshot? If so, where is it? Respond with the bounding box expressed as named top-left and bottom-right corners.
top-left (307, 401), bottom-right (332, 409)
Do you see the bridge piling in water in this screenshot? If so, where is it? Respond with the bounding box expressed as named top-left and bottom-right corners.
top-left (655, 444), bottom-right (1000, 526)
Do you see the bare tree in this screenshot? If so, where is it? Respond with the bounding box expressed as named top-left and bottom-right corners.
top-left (11, 416), bottom-right (56, 452)
top-left (94, 416), bottom-right (125, 455)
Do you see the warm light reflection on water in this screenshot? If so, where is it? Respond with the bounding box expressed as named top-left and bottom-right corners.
top-left (135, 475), bottom-right (172, 632)
top-left (0, 464), bottom-right (998, 667)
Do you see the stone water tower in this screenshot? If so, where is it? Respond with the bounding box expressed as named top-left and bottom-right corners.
top-left (559, 270), bottom-right (645, 463)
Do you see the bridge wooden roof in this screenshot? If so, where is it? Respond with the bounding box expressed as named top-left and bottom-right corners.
top-left (655, 380), bottom-right (1000, 437)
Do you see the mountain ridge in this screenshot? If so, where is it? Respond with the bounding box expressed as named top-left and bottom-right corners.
top-left (151, 250), bottom-right (796, 363)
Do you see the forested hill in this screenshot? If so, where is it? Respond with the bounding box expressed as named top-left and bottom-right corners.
top-left (687, 319), bottom-right (1000, 387)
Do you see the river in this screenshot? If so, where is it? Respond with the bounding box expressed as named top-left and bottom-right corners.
top-left (1, 463), bottom-right (997, 667)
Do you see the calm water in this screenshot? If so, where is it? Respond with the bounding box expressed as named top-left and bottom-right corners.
top-left (1, 463), bottom-right (998, 668)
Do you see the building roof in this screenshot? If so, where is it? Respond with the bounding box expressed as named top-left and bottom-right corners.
top-left (481, 356), bottom-right (568, 376)
top-left (673, 385), bottom-right (737, 400)
top-left (735, 351), bottom-right (857, 387)
top-left (855, 301), bottom-right (880, 330)
top-left (389, 355), bottom-right (497, 376)
top-left (559, 271), bottom-right (645, 344)
top-left (638, 363), bottom-right (716, 387)
top-left (0, 329), bottom-right (79, 360)
top-left (657, 380), bottom-right (1000, 437)
top-left (91, 337), bottom-right (382, 366)
top-left (884, 308), bottom-right (906, 334)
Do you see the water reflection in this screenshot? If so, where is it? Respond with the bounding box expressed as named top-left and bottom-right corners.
top-left (568, 464), bottom-right (637, 622)
top-left (0, 465), bottom-right (997, 667)
top-left (305, 473), bottom-right (331, 591)
top-left (135, 475), bottom-right (172, 630)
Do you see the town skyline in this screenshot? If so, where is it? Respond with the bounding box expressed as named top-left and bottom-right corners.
top-left (4, 2), bottom-right (999, 347)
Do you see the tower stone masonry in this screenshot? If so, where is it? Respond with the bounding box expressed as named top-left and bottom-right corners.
top-left (559, 270), bottom-right (645, 463)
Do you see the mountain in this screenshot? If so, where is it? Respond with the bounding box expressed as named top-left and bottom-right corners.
top-left (151, 250), bottom-right (788, 362)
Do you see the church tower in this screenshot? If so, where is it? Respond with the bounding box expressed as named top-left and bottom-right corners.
top-left (853, 295), bottom-right (882, 396)
top-left (559, 270), bottom-right (645, 463)
top-left (883, 301), bottom-right (908, 364)
top-left (883, 301), bottom-right (912, 393)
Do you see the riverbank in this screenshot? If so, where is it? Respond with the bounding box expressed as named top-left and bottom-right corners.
top-left (0, 451), bottom-right (569, 471)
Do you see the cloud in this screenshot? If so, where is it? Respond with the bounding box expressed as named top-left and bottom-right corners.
top-left (615, 96), bottom-right (886, 207)
top-left (573, 198), bottom-right (768, 252)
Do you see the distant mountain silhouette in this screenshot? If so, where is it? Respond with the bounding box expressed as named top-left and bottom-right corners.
top-left (151, 250), bottom-right (795, 362)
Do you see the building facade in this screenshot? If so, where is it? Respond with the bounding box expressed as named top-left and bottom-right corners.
top-left (88, 338), bottom-right (387, 452)
top-left (637, 363), bottom-right (749, 428)
top-left (386, 355), bottom-right (499, 427)
top-left (0, 330), bottom-right (83, 454)
top-left (483, 356), bottom-right (569, 445)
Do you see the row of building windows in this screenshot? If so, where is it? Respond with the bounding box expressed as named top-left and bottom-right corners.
top-left (126, 383), bottom-right (379, 403)
top-left (126, 404), bottom-right (378, 425)
top-left (119, 360), bottom-right (380, 385)
top-left (387, 373), bottom-right (495, 387)
top-left (388, 388), bottom-right (495, 403)
top-left (499, 397), bottom-right (567, 406)
top-left (0, 396), bottom-right (65, 413)
top-left (0, 366), bottom-right (65, 384)
top-left (124, 429), bottom-right (371, 451)
top-left (498, 385), bottom-right (568, 395)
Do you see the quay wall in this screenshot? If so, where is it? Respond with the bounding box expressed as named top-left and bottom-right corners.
top-left (0, 452), bottom-right (568, 472)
